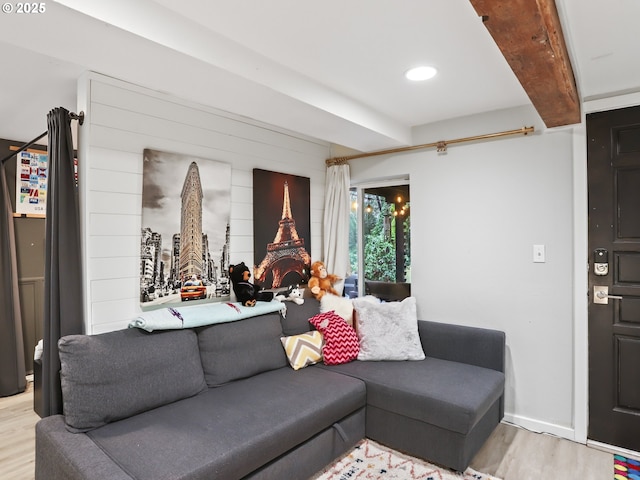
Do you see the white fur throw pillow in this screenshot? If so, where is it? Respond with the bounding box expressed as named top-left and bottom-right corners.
top-left (353, 296), bottom-right (425, 361)
top-left (320, 293), bottom-right (354, 326)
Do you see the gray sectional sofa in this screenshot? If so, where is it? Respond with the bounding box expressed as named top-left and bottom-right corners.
top-left (35, 298), bottom-right (505, 479)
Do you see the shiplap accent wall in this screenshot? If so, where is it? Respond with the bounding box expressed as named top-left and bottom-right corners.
top-left (78, 73), bottom-right (328, 334)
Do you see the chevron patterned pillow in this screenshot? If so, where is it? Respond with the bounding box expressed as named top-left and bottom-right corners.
top-left (280, 331), bottom-right (324, 370)
top-left (309, 311), bottom-right (359, 365)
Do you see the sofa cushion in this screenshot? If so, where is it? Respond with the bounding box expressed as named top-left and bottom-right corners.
top-left (281, 331), bottom-right (324, 370)
top-left (309, 311), bottom-right (359, 365)
top-left (197, 312), bottom-right (287, 386)
top-left (318, 357), bottom-right (504, 435)
top-left (280, 298), bottom-right (321, 335)
top-left (86, 367), bottom-right (366, 480)
top-left (59, 328), bottom-right (207, 433)
top-left (353, 296), bottom-right (425, 361)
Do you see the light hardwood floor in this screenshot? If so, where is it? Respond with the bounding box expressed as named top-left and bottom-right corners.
top-left (470, 422), bottom-right (613, 479)
top-left (0, 380), bottom-right (39, 480)
top-left (0, 382), bottom-right (617, 479)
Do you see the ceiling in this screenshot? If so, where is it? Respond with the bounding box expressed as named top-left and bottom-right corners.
top-left (1, 0), bottom-right (639, 152)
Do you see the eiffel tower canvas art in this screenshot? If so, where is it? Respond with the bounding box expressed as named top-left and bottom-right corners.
top-left (253, 169), bottom-right (312, 289)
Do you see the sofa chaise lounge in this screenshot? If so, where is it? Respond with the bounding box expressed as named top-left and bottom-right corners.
top-left (35, 297), bottom-right (505, 479)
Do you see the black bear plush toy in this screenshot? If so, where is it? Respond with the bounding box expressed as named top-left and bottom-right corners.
top-left (228, 262), bottom-right (274, 307)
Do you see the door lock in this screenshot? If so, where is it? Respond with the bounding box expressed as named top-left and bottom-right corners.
top-left (593, 286), bottom-right (623, 305)
top-left (594, 248), bottom-right (608, 276)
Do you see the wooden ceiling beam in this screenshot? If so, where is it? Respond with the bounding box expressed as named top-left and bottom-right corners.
top-left (468, 0), bottom-right (580, 127)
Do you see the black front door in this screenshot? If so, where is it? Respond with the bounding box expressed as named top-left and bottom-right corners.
top-left (587, 105), bottom-right (640, 451)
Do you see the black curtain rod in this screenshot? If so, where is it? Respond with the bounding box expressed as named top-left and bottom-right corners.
top-left (0, 110), bottom-right (84, 166)
top-left (0, 130), bottom-right (47, 166)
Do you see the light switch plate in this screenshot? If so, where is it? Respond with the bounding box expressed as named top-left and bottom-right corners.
top-left (533, 244), bottom-right (545, 263)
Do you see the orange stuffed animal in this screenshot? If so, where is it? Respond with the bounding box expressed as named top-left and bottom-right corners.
top-left (308, 261), bottom-right (340, 300)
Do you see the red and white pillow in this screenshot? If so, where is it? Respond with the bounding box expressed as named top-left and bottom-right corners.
top-left (309, 311), bottom-right (359, 365)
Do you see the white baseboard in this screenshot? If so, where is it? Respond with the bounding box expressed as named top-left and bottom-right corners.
top-left (504, 414), bottom-right (640, 459)
top-left (502, 413), bottom-right (576, 442)
top-left (587, 440), bottom-right (640, 459)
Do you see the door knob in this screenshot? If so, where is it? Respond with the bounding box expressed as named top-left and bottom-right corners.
top-left (594, 286), bottom-right (623, 304)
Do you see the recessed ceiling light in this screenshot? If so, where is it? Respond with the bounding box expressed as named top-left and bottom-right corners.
top-left (405, 66), bottom-right (438, 81)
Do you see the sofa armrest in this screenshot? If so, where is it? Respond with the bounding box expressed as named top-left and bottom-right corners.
top-left (36, 415), bottom-right (133, 480)
top-left (418, 320), bottom-right (505, 373)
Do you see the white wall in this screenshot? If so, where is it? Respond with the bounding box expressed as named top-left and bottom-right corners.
top-left (77, 73), bottom-right (329, 334)
top-left (350, 105), bottom-right (578, 439)
top-left (75, 72), bottom-right (587, 441)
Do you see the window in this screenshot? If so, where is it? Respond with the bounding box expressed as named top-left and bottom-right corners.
top-left (347, 180), bottom-right (411, 301)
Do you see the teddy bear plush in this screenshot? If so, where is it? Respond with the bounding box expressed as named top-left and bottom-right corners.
top-left (308, 261), bottom-right (340, 300)
top-left (229, 262), bottom-right (274, 307)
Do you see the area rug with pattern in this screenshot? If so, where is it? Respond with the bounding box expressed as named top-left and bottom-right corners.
top-left (311, 439), bottom-right (502, 480)
top-left (614, 454), bottom-right (640, 480)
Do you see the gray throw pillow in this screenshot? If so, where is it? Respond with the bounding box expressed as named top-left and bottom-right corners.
top-left (353, 296), bottom-right (425, 361)
top-left (59, 328), bottom-right (207, 433)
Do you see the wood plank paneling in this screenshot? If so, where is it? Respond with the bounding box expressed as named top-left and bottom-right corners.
top-left (89, 81), bottom-right (328, 157)
top-left (89, 213), bottom-right (141, 237)
top-left (88, 235), bottom-right (140, 258)
top-left (82, 73), bottom-right (328, 333)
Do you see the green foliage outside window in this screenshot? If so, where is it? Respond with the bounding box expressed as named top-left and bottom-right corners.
top-left (349, 190), bottom-right (410, 282)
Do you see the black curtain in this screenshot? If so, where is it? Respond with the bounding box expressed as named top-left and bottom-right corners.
top-left (41, 107), bottom-right (84, 416)
top-left (0, 159), bottom-right (26, 397)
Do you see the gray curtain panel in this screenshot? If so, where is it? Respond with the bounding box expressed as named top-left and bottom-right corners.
top-left (0, 160), bottom-right (26, 397)
top-left (42, 107), bottom-right (84, 416)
